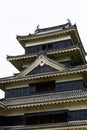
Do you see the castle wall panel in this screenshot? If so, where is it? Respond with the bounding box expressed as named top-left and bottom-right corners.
top-left (25, 39), bottom-right (73, 54)
top-left (0, 109), bottom-right (87, 126)
top-left (5, 80), bottom-right (85, 99)
top-left (27, 64), bottom-right (57, 75)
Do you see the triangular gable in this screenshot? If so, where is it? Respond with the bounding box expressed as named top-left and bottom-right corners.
top-left (18, 53), bottom-right (66, 77)
top-left (27, 64), bottom-right (58, 75)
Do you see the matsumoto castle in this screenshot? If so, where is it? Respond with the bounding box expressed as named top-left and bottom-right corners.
top-left (0, 21), bottom-right (87, 130)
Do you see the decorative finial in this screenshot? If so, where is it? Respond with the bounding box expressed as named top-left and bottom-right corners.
top-left (37, 24), bottom-right (40, 29)
top-left (66, 19), bottom-right (71, 25)
top-left (34, 24), bottom-right (40, 33)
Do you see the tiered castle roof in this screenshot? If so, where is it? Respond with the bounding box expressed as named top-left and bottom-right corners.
top-left (0, 22), bottom-right (87, 130)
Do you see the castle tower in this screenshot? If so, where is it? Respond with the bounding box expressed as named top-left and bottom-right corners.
top-left (0, 22), bottom-right (87, 130)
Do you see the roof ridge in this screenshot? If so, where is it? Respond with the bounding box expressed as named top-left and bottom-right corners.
top-left (16, 22), bottom-right (75, 40)
top-left (35, 22), bottom-right (71, 33)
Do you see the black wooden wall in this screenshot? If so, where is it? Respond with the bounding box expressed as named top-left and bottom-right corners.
top-left (0, 109), bottom-right (87, 126)
top-left (5, 80), bottom-right (85, 99)
top-left (25, 39), bottom-right (73, 54)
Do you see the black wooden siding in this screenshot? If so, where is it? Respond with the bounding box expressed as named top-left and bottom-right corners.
top-left (21, 60), bottom-right (79, 74)
top-left (0, 109), bottom-right (87, 126)
top-left (25, 39), bottom-right (73, 54)
top-left (27, 64), bottom-right (57, 75)
top-left (5, 80), bottom-right (85, 99)
top-left (56, 80), bottom-right (85, 92)
top-left (21, 60), bottom-right (73, 73)
top-left (26, 61), bottom-right (73, 76)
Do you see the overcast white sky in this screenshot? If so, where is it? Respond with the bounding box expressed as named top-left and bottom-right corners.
top-left (0, 0), bottom-right (87, 98)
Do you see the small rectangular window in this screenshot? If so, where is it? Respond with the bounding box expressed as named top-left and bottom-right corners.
top-left (36, 81), bottom-right (55, 93)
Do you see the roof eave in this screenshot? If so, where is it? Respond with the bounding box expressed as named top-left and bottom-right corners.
top-left (17, 26), bottom-right (78, 48)
top-left (0, 66), bottom-right (87, 85)
top-left (7, 46), bottom-right (86, 71)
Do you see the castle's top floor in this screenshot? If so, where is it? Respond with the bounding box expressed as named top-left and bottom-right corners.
top-left (16, 22), bottom-right (83, 49)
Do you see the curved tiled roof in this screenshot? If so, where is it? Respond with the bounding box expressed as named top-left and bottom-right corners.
top-left (0, 64), bottom-right (87, 84)
top-left (16, 22), bottom-right (72, 40)
top-left (16, 23), bottom-right (81, 50)
top-left (17, 52), bottom-right (66, 77)
top-left (2, 90), bottom-right (87, 107)
top-left (7, 45), bottom-right (86, 71)
top-left (7, 45), bottom-right (81, 62)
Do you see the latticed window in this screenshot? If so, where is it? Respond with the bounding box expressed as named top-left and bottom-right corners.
top-left (26, 111), bottom-right (68, 125)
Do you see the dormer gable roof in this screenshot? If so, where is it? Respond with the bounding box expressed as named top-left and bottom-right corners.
top-left (17, 52), bottom-right (66, 77)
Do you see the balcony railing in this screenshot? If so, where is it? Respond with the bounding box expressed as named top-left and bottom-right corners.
top-left (0, 120), bottom-right (87, 130)
top-left (3, 89), bottom-right (87, 106)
